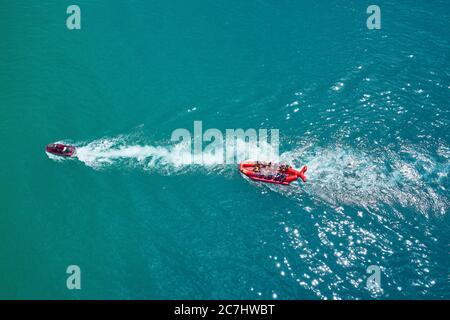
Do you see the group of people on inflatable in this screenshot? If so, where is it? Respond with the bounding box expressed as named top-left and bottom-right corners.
top-left (252, 161), bottom-right (291, 182)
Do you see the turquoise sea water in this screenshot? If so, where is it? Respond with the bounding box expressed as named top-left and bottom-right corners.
top-left (0, 0), bottom-right (449, 299)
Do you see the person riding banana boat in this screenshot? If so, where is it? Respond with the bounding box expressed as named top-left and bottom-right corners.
top-left (240, 161), bottom-right (307, 185)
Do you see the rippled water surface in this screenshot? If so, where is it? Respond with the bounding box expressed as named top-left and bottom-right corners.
top-left (0, 0), bottom-right (449, 299)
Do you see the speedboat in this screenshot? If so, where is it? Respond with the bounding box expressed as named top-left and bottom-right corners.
top-left (46, 143), bottom-right (76, 157)
top-left (239, 161), bottom-right (307, 185)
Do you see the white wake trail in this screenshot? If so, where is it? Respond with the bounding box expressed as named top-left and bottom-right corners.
top-left (50, 135), bottom-right (280, 175)
top-left (274, 144), bottom-right (449, 215)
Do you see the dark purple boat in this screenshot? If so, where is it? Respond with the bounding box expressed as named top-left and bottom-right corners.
top-left (46, 143), bottom-right (76, 157)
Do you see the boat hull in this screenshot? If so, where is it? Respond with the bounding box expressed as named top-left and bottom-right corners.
top-left (239, 161), bottom-right (307, 185)
top-left (46, 144), bottom-right (76, 157)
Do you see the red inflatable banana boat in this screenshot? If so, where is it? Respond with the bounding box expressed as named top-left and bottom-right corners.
top-left (239, 161), bottom-right (307, 185)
